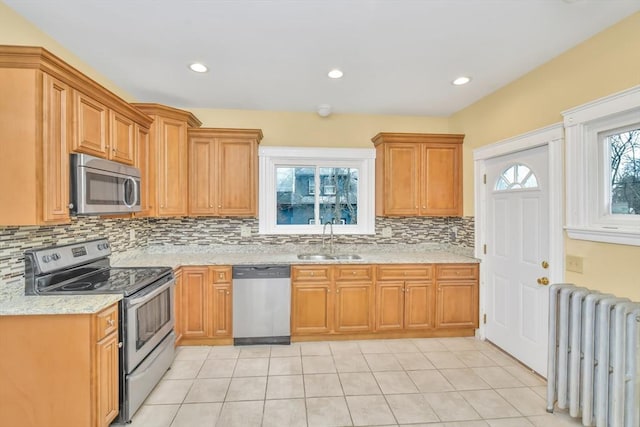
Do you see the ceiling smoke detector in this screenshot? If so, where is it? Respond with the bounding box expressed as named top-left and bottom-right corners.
top-left (317, 104), bottom-right (332, 117)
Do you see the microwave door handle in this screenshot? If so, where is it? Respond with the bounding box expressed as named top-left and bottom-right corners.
top-left (123, 176), bottom-right (137, 208)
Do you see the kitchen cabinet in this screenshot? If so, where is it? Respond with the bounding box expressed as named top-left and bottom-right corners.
top-left (177, 265), bottom-right (232, 345)
top-left (0, 303), bottom-right (120, 427)
top-left (135, 124), bottom-right (153, 216)
top-left (435, 264), bottom-right (479, 329)
top-left (188, 128), bottom-right (263, 217)
top-left (132, 103), bottom-right (202, 217)
top-left (72, 92), bottom-right (137, 165)
top-left (291, 265), bottom-right (374, 335)
top-left (373, 132), bottom-right (464, 217)
top-left (0, 46), bottom-right (152, 225)
top-left (375, 265), bottom-right (434, 331)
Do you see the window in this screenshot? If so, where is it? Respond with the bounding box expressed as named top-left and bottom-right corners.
top-left (259, 147), bottom-right (375, 234)
top-left (495, 163), bottom-right (538, 191)
top-left (564, 85), bottom-right (640, 246)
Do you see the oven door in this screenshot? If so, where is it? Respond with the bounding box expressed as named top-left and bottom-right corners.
top-left (125, 278), bottom-right (175, 372)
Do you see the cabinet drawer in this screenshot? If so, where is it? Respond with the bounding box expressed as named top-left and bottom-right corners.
top-left (436, 264), bottom-right (478, 280)
top-left (376, 265), bottom-right (433, 280)
top-left (292, 266), bottom-right (331, 281)
top-left (210, 266), bottom-right (232, 283)
top-left (334, 265), bottom-right (373, 281)
top-left (95, 304), bottom-right (118, 341)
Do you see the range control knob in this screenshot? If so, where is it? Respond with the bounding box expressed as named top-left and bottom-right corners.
top-left (42, 255), bottom-right (52, 263)
top-left (51, 253), bottom-right (61, 261)
top-left (97, 243), bottom-right (110, 250)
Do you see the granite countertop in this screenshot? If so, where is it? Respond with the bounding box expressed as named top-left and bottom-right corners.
top-left (0, 278), bottom-right (122, 316)
top-left (112, 243), bottom-right (479, 269)
top-left (0, 244), bottom-right (478, 316)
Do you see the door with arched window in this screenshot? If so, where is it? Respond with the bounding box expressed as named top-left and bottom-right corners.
top-left (485, 144), bottom-right (550, 376)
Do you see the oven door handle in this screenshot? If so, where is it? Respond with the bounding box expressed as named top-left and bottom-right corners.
top-left (127, 279), bottom-right (174, 308)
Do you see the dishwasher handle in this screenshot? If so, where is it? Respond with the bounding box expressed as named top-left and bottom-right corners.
top-left (232, 264), bottom-right (291, 280)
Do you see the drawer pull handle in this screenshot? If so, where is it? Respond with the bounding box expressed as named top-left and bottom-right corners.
top-left (106, 319), bottom-right (115, 327)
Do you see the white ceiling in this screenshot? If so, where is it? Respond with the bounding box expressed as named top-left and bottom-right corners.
top-left (5, 0), bottom-right (640, 116)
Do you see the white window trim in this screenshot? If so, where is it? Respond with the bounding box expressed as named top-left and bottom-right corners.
top-left (563, 85), bottom-right (640, 246)
top-left (259, 146), bottom-right (376, 235)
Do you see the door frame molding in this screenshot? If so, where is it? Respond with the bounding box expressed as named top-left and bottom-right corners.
top-left (473, 123), bottom-right (565, 340)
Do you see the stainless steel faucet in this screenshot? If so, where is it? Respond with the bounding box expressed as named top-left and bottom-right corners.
top-left (322, 221), bottom-right (334, 254)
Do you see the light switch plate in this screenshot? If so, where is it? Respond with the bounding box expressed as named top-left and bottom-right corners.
top-left (129, 229), bottom-right (135, 242)
top-left (566, 255), bottom-right (584, 273)
top-left (382, 227), bottom-right (392, 238)
top-left (240, 225), bottom-right (251, 237)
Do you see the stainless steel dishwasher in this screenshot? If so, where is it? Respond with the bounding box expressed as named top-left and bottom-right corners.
top-left (232, 265), bottom-right (291, 345)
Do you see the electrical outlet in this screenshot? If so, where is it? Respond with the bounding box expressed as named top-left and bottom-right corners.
top-left (240, 225), bottom-right (251, 238)
top-left (382, 227), bottom-right (392, 238)
top-left (129, 229), bottom-right (135, 242)
top-left (566, 255), bottom-right (584, 273)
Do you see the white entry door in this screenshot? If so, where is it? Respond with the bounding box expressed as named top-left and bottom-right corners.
top-left (484, 144), bottom-right (550, 376)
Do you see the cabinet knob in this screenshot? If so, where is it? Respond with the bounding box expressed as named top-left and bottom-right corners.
top-left (218, 205), bottom-right (222, 208)
top-left (219, 273), bottom-right (224, 279)
top-left (226, 291), bottom-right (230, 295)
top-left (106, 319), bottom-right (115, 327)
top-left (422, 206), bottom-right (426, 209)
top-left (352, 271), bottom-right (356, 275)
top-left (336, 289), bottom-right (340, 293)
top-left (327, 288), bottom-right (330, 293)
top-left (310, 272), bottom-right (314, 276)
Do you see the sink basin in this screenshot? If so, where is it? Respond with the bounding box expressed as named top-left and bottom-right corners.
top-left (297, 254), bottom-right (334, 260)
top-left (332, 254), bottom-right (362, 260)
top-left (297, 253), bottom-right (362, 261)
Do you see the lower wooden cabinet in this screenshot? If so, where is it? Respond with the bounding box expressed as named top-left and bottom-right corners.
top-left (0, 303), bottom-right (120, 427)
top-left (292, 263), bottom-right (478, 340)
top-left (175, 266), bottom-right (232, 344)
top-left (435, 264), bottom-right (479, 329)
top-left (375, 265), bottom-right (435, 331)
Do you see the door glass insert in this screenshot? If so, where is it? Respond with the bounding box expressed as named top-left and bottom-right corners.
top-left (495, 163), bottom-right (538, 191)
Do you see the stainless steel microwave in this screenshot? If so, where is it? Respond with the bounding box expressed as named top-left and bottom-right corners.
top-left (70, 153), bottom-right (141, 215)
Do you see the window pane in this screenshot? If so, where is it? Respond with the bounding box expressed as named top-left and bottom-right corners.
top-left (318, 167), bottom-right (358, 225)
top-left (276, 167), bottom-right (316, 224)
top-left (495, 164), bottom-right (538, 191)
top-left (608, 128), bottom-right (640, 215)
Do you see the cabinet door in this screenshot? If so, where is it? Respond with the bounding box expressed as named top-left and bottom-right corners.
top-left (157, 117), bottom-right (188, 216)
top-left (375, 281), bottom-right (404, 331)
top-left (404, 281), bottom-right (435, 329)
top-left (181, 267), bottom-right (210, 338)
top-left (188, 136), bottom-right (216, 215)
top-left (135, 124), bottom-right (154, 216)
top-left (109, 111), bottom-right (135, 165)
top-left (41, 74), bottom-right (71, 224)
top-left (334, 282), bottom-right (373, 333)
top-left (291, 283), bottom-right (332, 335)
top-left (383, 143), bottom-right (420, 215)
top-left (217, 138), bottom-right (257, 216)
top-left (73, 91), bottom-right (108, 157)
top-left (96, 332), bottom-right (119, 427)
top-left (173, 269), bottom-right (183, 344)
top-left (436, 281), bottom-right (479, 328)
top-left (211, 283), bottom-right (232, 337)
top-left (421, 144), bottom-right (462, 216)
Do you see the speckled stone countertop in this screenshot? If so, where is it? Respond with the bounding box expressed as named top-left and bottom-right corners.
top-left (0, 278), bottom-right (122, 316)
top-left (112, 243), bottom-right (479, 269)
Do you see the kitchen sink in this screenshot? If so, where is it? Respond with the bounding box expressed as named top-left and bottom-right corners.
top-left (297, 253), bottom-right (362, 261)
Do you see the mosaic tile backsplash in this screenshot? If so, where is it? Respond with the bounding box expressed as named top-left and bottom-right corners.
top-left (0, 216), bottom-right (474, 281)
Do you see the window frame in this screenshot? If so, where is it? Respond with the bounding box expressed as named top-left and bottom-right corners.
top-left (258, 146), bottom-right (376, 235)
top-left (564, 84), bottom-right (640, 246)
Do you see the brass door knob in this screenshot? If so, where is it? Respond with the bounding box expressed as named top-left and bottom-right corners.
top-left (537, 277), bottom-right (550, 285)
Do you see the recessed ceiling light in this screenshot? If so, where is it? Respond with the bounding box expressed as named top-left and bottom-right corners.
top-left (452, 76), bottom-right (471, 86)
top-left (328, 69), bottom-right (344, 79)
top-left (189, 63), bottom-right (208, 73)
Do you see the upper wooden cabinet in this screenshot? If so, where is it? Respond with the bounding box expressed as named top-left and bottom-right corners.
top-left (132, 103), bottom-right (202, 217)
top-left (373, 132), bottom-right (464, 217)
top-left (0, 46), bottom-right (152, 225)
top-left (188, 128), bottom-right (263, 217)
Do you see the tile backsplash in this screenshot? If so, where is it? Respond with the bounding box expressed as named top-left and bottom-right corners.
top-left (0, 215), bottom-right (474, 281)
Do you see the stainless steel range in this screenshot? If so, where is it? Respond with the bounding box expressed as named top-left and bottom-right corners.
top-left (24, 238), bottom-right (175, 424)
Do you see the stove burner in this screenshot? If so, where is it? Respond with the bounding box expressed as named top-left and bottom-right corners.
top-left (59, 281), bottom-right (96, 291)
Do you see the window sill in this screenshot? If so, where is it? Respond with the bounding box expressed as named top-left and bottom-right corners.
top-left (565, 226), bottom-right (640, 247)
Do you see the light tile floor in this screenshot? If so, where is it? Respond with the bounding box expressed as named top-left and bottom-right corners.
top-left (125, 337), bottom-right (583, 427)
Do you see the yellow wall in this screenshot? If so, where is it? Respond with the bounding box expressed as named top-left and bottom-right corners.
top-left (0, 1), bottom-right (134, 101)
top-left (450, 12), bottom-right (640, 300)
top-left (190, 108), bottom-right (450, 147)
